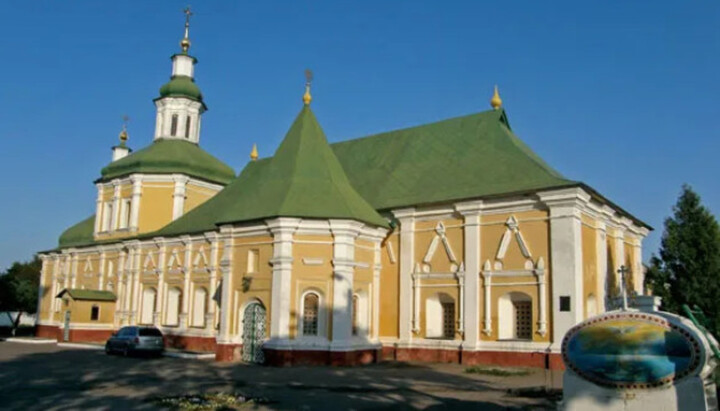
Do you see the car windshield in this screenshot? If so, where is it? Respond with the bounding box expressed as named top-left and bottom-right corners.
top-left (139, 328), bottom-right (162, 337)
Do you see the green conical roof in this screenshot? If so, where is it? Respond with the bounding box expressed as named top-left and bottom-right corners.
top-left (158, 106), bottom-right (388, 236)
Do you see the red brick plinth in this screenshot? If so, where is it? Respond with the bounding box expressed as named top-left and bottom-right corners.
top-left (263, 348), bottom-right (379, 366)
top-left (164, 334), bottom-right (217, 352)
top-left (35, 324), bottom-right (60, 340)
top-left (215, 344), bottom-right (242, 362)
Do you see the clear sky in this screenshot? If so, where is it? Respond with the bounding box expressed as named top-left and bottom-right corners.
top-left (0, 1), bottom-right (718, 270)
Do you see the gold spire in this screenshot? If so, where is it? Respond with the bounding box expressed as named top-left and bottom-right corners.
top-left (303, 69), bottom-right (313, 105)
top-left (180, 6), bottom-right (193, 53)
top-left (250, 143), bottom-right (258, 161)
top-left (490, 85), bottom-right (502, 110)
top-left (118, 115), bottom-right (129, 146)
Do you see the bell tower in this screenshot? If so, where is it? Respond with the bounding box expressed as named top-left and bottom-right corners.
top-left (153, 7), bottom-right (206, 144)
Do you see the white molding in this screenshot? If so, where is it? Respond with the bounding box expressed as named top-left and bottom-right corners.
top-left (302, 257), bottom-right (324, 266)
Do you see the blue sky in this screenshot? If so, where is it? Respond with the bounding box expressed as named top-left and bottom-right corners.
top-left (0, 1), bottom-right (718, 270)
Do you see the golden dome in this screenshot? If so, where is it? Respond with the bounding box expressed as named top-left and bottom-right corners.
top-left (490, 85), bottom-right (502, 110)
top-left (250, 143), bottom-right (259, 161)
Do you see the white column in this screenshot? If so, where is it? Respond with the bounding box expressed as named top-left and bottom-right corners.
top-left (94, 184), bottom-right (104, 234)
top-left (412, 270), bottom-right (420, 333)
top-left (180, 238), bottom-right (193, 329)
top-left (266, 218), bottom-right (299, 345)
top-left (456, 201), bottom-right (482, 349)
top-left (481, 261), bottom-right (492, 335)
top-left (393, 208), bottom-right (415, 344)
top-left (633, 238), bottom-right (644, 295)
top-left (129, 246), bottom-right (141, 324)
top-left (535, 258), bottom-right (547, 336)
top-left (118, 251), bottom-right (127, 324)
top-left (112, 181), bottom-right (121, 230)
top-left (372, 239), bottom-right (381, 341)
top-left (129, 176), bottom-right (142, 232)
top-left (98, 251), bottom-right (106, 290)
top-left (207, 234), bottom-right (220, 332)
top-left (596, 220), bottom-right (608, 312)
top-left (172, 175), bottom-right (189, 221)
top-left (217, 234), bottom-right (234, 343)
top-left (329, 220), bottom-right (363, 348)
top-left (540, 188), bottom-right (587, 349)
top-left (70, 254), bottom-right (79, 289)
top-left (155, 240), bottom-right (167, 326)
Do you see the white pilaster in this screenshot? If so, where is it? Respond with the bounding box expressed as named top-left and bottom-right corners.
top-left (94, 184), bottom-right (104, 234)
top-left (217, 233), bottom-right (234, 343)
top-left (207, 233), bottom-right (220, 332)
top-left (117, 251), bottom-right (127, 325)
top-left (98, 251), bottom-right (106, 290)
top-left (129, 176), bottom-right (142, 231)
top-left (329, 220), bottom-right (363, 349)
top-left (481, 260), bottom-right (492, 335)
top-left (180, 237), bottom-right (192, 329)
top-left (372, 239), bottom-right (381, 341)
top-left (112, 181), bottom-right (121, 230)
top-left (596, 221), bottom-right (608, 312)
top-left (172, 175), bottom-right (189, 221)
top-left (266, 218), bottom-right (300, 345)
top-left (393, 208), bottom-right (415, 344)
top-left (633, 240), bottom-right (644, 295)
top-left (155, 239), bottom-right (167, 326)
top-left (539, 188), bottom-right (588, 349)
top-left (70, 254), bottom-right (78, 289)
top-left (456, 201), bottom-right (483, 349)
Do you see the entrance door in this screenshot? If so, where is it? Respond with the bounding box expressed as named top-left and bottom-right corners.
top-left (241, 303), bottom-right (266, 363)
top-left (63, 310), bottom-right (71, 341)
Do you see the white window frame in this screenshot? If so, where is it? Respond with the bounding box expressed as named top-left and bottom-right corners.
top-left (298, 290), bottom-right (326, 339)
top-left (101, 202), bottom-right (113, 232)
top-left (118, 199), bottom-right (132, 229)
top-left (191, 286), bottom-right (207, 328)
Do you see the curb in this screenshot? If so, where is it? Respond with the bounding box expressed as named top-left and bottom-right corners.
top-left (57, 342), bottom-right (104, 350)
top-left (164, 351), bottom-right (215, 360)
top-left (5, 337), bottom-right (57, 344)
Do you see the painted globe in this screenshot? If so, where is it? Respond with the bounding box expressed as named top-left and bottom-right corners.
top-left (562, 312), bottom-right (703, 389)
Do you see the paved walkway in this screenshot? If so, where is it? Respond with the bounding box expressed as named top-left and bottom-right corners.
top-left (0, 341), bottom-right (562, 410)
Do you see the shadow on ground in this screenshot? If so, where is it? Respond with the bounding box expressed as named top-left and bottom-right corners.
top-left (0, 341), bottom-right (557, 410)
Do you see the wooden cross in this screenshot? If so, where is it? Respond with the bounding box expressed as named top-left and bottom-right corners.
top-left (617, 265), bottom-right (631, 310)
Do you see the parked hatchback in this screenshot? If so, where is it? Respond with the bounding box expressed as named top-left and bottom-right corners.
top-left (105, 326), bottom-right (165, 357)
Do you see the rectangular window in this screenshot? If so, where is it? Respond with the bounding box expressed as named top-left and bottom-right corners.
top-left (442, 302), bottom-right (455, 339)
top-left (247, 249), bottom-right (259, 274)
top-left (102, 202), bottom-right (113, 232)
top-left (118, 199), bottom-right (131, 229)
top-left (514, 301), bottom-right (532, 339)
top-left (560, 296), bottom-right (571, 312)
top-left (91, 305), bottom-right (100, 321)
top-left (170, 114), bottom-right (178, 136)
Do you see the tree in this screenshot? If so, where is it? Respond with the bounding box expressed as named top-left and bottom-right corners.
top-left (645, 185), bottom-right (720, 334)
top-left (0, 256), bottom-right (41, 335)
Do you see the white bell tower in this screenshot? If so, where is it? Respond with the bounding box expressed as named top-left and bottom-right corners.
top-left (153, 7), bottom-right (206, 144)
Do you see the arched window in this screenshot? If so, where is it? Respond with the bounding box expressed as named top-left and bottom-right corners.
top-left (166, 287), bottom-right (182, 326)
top-left (192, 287), bottom-right (207, 327)
top-left (141, 287), bottom-right (157, 325)
top-left (185, 115), bottom-right (191, 138)
top-left (425, 293), bottom-right (455, 339)
top-left (170, 114), bottom-right (178, 136)
top-left (301, 292), bottom-right (320, 337)
top-left (498, 292), bottom-right (532, 340)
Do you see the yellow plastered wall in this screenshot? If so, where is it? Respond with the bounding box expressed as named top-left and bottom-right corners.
top-left (184, 183), bottom-right (220, 214)
top-left (230, 236), bottom-right (273, 337)
top-left (290, 234), bottom-right (334, 339)
top-left (353, 239), bottom-right (376, 337)
top-left (379, 232), bottom-right (399, 338)
top-left (138, 183), bottom-right (174, 233)
top-left (67, 299), bottom-right (115, 324)
top-left (479, 210), bottom-right (550, 342)
top-left (413, 218), bottom-right (464, 272)
top-left (581, 215), bottom-right (598, 319)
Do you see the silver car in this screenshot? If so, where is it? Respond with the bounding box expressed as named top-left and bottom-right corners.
top-left (105, 326), bottom-right (165, 357)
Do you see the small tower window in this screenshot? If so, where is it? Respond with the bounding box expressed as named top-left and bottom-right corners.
top-left (170, 114), bottom-right (178, 136)
top-left (185, 116), bottom-right (191, 138)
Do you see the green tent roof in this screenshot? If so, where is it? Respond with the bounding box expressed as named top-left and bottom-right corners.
top-left (56, 288), bottom-right (117, 302)
top-left (158, 105), bottom-right (388, 236)
top-left (99, 139), bottom-right (235, 185)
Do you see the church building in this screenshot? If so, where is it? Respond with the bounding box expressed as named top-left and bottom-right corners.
top-left (36, 13), bottom-right (650, 367)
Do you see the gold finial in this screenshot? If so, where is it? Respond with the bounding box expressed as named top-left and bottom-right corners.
top-left (303, 69), bottom-right (313, 105)
top-left (118, 115), bottom-right (130, 146)
top-left (180, 6), bottom-right (193, 53)
top-left (250, 143), bottom-right (258, 161)
top-left (490, 85), bottom-right (502, 110)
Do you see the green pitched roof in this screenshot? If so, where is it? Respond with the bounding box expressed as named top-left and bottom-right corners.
top-left (158, 106), bottom-right (388, 235)
top-left (99, 139), bottom-right (235, 185)
top-left (331, 109), bottom-right (573, 210)
top-left (56, 288), bottom-right (117, 302)
top-left (58, 215), bottom-right (95, 248)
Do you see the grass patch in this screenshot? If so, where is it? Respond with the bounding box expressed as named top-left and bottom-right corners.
top-left (150, 392), bottom-right (270, 410)
top-left (464, 366), bottom-right (531, 377)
